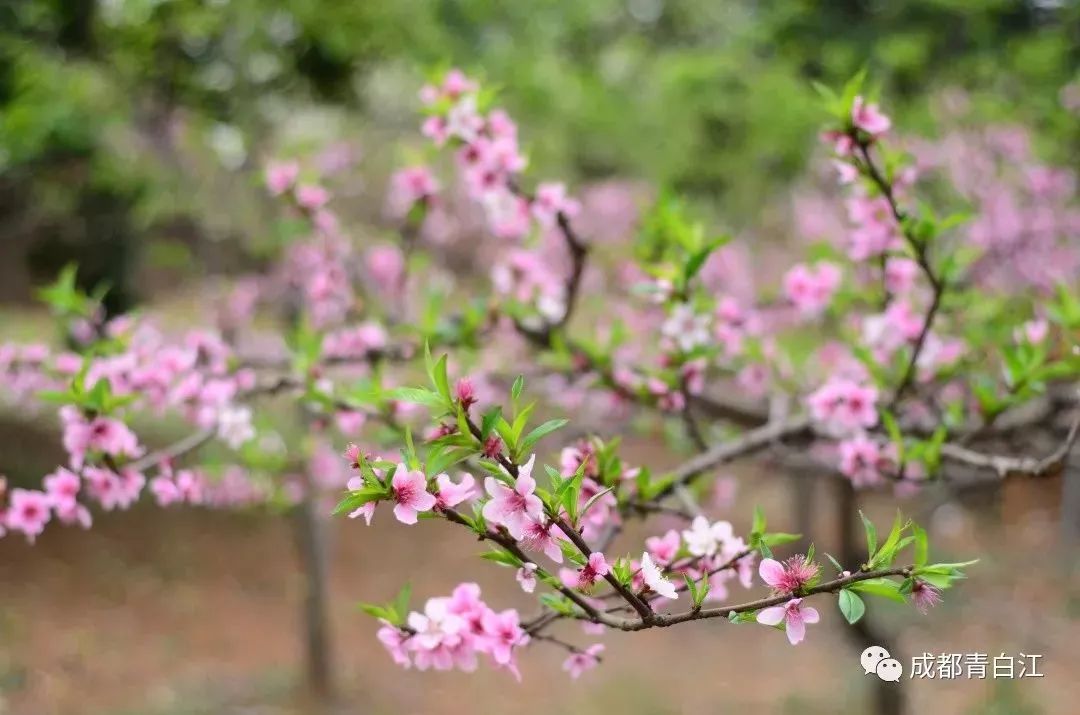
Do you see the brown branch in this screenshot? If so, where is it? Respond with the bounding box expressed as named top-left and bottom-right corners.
top-left (127, 427), bottom-right (216, 473)
top-left (940, 408), bottom-right (1080, 478)
top-left (655, 415), bottom-right (813, 501)
top-left (575, 565), bottom-right (913, 632)
top-left (459, 413), bottom-right (652, 619)
top-left (440, 507), bottom-right (604, 622)
top-left (854, 141), bottom-right (947, 408)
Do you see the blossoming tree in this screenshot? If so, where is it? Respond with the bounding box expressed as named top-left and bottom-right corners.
top-left (2, 69), bottom-right (1078, 711)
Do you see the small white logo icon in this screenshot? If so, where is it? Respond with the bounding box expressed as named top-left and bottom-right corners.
top-left (876, 658), bottom-right (903, 681)
top-left (861, 646), bottom-right (903, 681)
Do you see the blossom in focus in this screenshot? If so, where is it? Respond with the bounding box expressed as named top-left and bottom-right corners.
top-left (390, 465), bottom-right (437, 525)
top-left (560, 552), bottom-right (610, 591)
top-left (759, 556), bottom-right (820, 595)
top-left (481, 455), bottom-right (542, 538)
top-left (911, 578), bottom-right (942, 614)
top-left (434, 472), bottom-right (477, 510)
top-left (756, 597), bottom-right (820, 645)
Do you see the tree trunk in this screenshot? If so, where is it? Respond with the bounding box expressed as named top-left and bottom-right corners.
top-left (836, 478), bottom-right (905, 715)
top-left (293, 481), bottom-right (336, 705)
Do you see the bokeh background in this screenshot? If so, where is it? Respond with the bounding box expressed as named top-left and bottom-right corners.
top-left (2, 1), bottom-right (1080, 714)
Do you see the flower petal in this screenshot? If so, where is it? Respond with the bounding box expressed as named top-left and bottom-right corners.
top-left (758, 558), bottom-right (785, 587)
top-left (785, 615), bottom-right (806, 645)
top-left (756, 606), bottom-right (786, 626)
top-left (393, 504), bottom-right (418, 524)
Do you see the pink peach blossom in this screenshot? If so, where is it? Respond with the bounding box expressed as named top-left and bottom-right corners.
top-left (390, 465), bottom-right (436, 524)
top-left (756, 597), bottom-right (820, 645)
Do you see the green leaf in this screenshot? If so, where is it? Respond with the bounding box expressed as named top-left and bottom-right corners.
top-left (580, 487), bottom-right (614, 518)
top-left (425, 446), bottom-right (471, 477)
top-left (393, 583), bottom-right (412, 622)
top-left (402, 427), bottom-right (420, 470)
top-left (761, 532), bottom-right (802, 547)
top-left (36, 389), bottom-right (75, 405)
top-left (384, 387), bottom-right (446, 409)
top-left (825, 552), bottom-right (844, 573)
top-left (859, 510), bottom-right (877, 561)
top-left (848, 577), bottom-right (905, 602)
top-left (332, 487), bottom-right (386, 515)
top-left (424, 341), bottom-right (436, 384)
top-left (683, 235), bottom-right (730, 285)
top-left (539, 593), bottom-right (576, 616)
top-left (683, 573), bottom-right (710, 608)
top-left (432, 354), bottom-right (451, 401)
top-left (840, 67), bottom-right (868, 116)
top-left (481, 405), bottom-right (503, 440)
top-left (509, 402), bottom-right (535, 442)
top-left (611, 556), bottom-right (633, 586)
top-left (869, 511), bottom-right (909, 568)
top-left (751, 506), bottom-right (766, 536)
top-left (518, 418), bottom-right (569, 455)
top-left (481, 549), bottom-right (523, 568)
top-left (511, 375), bottom-right (524, 403)
top-left (920, 559), bottom-right (979, 571)
top-left (356, 602), bottom-right (397, 622)
top-left (838, 589), bottom-right (866, 624)
top-left (810, 80), bottom-right (841, 114)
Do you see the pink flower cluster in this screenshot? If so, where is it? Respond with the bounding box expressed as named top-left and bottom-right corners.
top-left (417, 69), bottom-right (582, 327)
top-left (490, 248), bottom-right (568, 327)
top-left (322, 322), bottom-right (389, 361)
top-left (265, 161), bottom-right (357, 327)
top-left (0, 308), bottom-right (287, 542)
top-left (783, 262), bottom-right (843, 317)
top-left (807, 377), bottom-right (879, 434)
top-left (377, 583), bottom-right (528, 678)
top-left (343, 450), bottom-right (477, 527)
top-left (283, 233), bottom-right (355, 329)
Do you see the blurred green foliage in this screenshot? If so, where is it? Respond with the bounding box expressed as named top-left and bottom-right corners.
top-left (1, 0), bottom-right (1077, 302)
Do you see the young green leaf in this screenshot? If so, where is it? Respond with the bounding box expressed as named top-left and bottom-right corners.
top-left (838, 589), bottom-right (866, 624)
top-left (859, 510), bottom-right (877, 561)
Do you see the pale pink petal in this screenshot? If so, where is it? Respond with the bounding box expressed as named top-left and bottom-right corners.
top-left (785, 614), bottom-right (806, 645)
top-left (412, 491), bottom-right (437, 512)
top-left (758, 558), bottom-right (786, 588)
top-left (756, 606), bottom-right (786, 626)
top-left (393, 504), bottom-right (418, 524)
